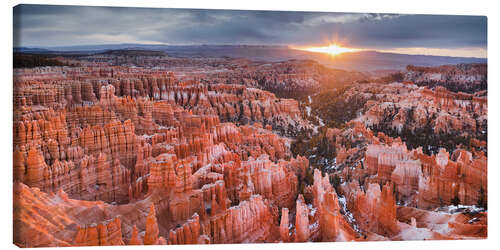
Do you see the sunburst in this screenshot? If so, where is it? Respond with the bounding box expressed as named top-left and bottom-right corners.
top-left (298, 44), bottom-right (359, 55)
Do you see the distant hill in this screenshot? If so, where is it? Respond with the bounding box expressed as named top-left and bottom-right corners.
top-left (97, 49), bottom-right (167, 57)
top-left (15, 44), bottom-right (487, 72)
top-left (299, 50), bottom-right (487, 72)
top-left (13, 53), bottom-right (75, 68)
top-left (13, 47), bottom-right (53, 53)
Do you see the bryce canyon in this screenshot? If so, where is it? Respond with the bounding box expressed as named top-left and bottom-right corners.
top-left (12, 5), bottom-right (488, 247)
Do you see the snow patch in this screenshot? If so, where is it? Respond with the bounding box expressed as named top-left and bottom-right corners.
top-left (436, 204), bottom-right (485, 214)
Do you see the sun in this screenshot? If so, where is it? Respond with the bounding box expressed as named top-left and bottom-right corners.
top-left (297, 44), bottom-right (359, 56)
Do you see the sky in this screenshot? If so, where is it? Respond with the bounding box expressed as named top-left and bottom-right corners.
top-left (13, 4), bottom-right (487, 58)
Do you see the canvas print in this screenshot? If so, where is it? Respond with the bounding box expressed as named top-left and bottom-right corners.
top-left (13, 4), bottom-right (487, 247)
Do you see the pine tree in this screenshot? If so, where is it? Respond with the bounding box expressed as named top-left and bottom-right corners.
top-left (451, 195), bottom-right (460, 206)
top-left (477, 187), bottom-right (487, 210)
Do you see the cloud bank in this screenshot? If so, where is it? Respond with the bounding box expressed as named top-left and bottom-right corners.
top-left (14, 5), bottom-right (487, 57)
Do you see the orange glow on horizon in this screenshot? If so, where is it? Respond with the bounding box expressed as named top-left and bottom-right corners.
top-left (295, 43), bottom-right (361, 55)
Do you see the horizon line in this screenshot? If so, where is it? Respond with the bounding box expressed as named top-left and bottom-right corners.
top-left (14, 43), bottom-right (488, 59)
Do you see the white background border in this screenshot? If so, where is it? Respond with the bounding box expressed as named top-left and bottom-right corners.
top-left (2, 0), bottom-right (497, 249)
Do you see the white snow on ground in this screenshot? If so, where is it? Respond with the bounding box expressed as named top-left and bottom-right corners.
top-left (310, 207), bottom-right (317, 217)
top-left (435, 204), bottom-right (485, 214)
top-left (338, 195), bottom-right (361, 234)
top-left (311, 114), bottom-right (323, 134)
top-left (397, 204), bottom-right (487, 238)
top-left (468, 217), bottom-right (480, 223)
top-left (309, 222), bottom-right (319, 231)
top-left (305, 106), bottom-right (311, 117)
top-left (325, 158), bottom-right (337, 171)
top-left (318, 117), bottom-right (325, 127)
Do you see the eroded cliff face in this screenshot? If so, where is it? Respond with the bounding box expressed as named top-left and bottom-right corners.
top-left (13, 65), bottom-right (308, 247)
top-left (355, 83), bottom-right (486, 143)
top-left (329, 119), bottom-right (487, 240)
top-left (13, 61), bottom-right (487, 247)
top-left (405, 64), bottom-right (487, 93)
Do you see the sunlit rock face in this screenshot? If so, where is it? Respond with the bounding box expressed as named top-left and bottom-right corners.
top-left (415, 148), bottom-right (487, 210)
top-left (352, 82), bottom-right (486, 150)
top-left (322, 98), bottom-right (486, 240)
top-left (362, 139), bottom-right (486, 209)
top-left (405, 64), bottom-right (487, 93)
top-left (13, 58), bottom-right (486, 247)
top-left (12, 62), bottom-right (310, 247)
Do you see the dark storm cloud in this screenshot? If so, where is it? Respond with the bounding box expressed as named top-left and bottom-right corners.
top-left (13, 4), bottom-right (487, 51)
top-left (338, 14), bottom-right (487, 49)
